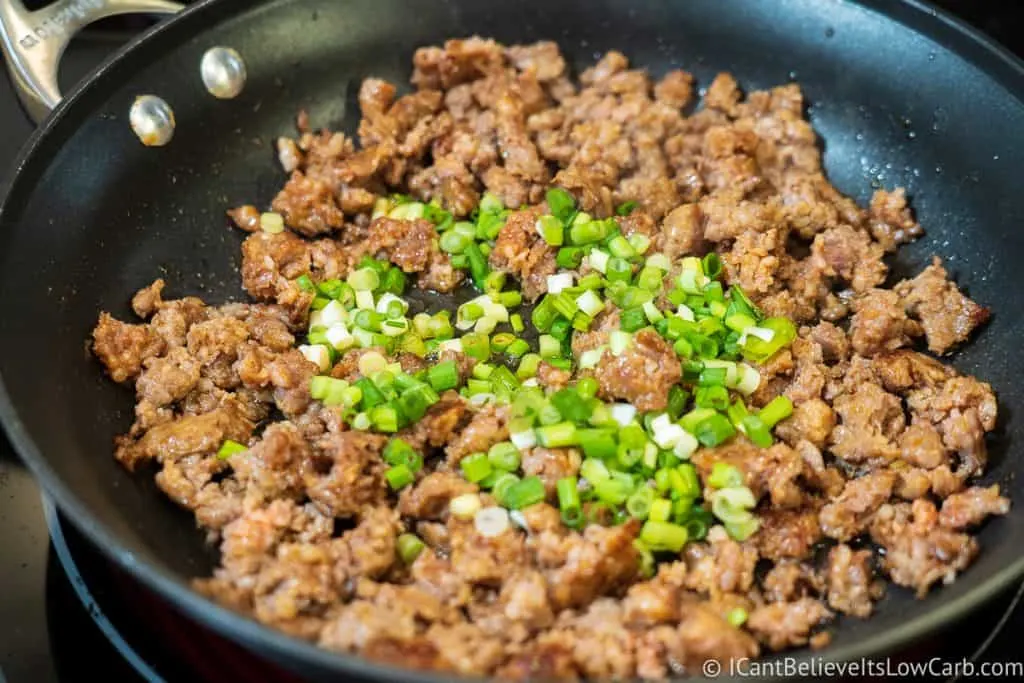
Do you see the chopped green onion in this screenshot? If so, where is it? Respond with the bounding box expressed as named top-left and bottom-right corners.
top-left (427, 360), bottom-right (460, 392)
top-left (487, 441), bottom-right (521, 471)
top-left (539, 334), bottom-right (561, 359)
top-left (536, 422), bottom-right (578, 448)
top-left (557, 246), bottom-right (585, 269)
top-left (695, 385), bottom-right (729, 411)
top-left (500, 290), bottom-right (522, 308)
top-left (708, 462), bottom-right (744, 489)
top-left (628, 233), bottom-right (651, 254)
top-left (742, 414), bottom-right (773, 447)
top-left (348, 267), bottom-right (380, 292)
top-left (450, 493), bottom-right (482, 520)
top-left (396, 533), bottom-right (426, 563)
top-left (607, 235), bottom-right (636, 259)
top-left (569, 219), bottom-right (609, 245)
top-left (580, 458), bottom-right (610, 484)
top-left (557, 477), bottom-right (583, 526)
top-left (461, 333), bottom-right (491, 361)
top-left (516, 353), bottom-right (542, 379)
top-left (505, 338), bottom-right (531, 359)
top-left (504, 476), bottom-right (546, 510)
top-left (616, 200), bottom-right (638, 216)
top-left (546, 188), bottom-right (576, 223)
top-left (369, 404), bottom-right (399, 432)
top-left (726, 607), bottom-right (748, 628)
top-left (217, 439), bottom-right (247, 459)
top-left (576, 428), bottom-right (617, 459)
top-left (606, 256), bottom-right (632, 283)
top-left (759, 395), bottom-right (794, 428)
top-left (640, 520), bottom-right (689, 552)
top-left (536, 215), bottom-right (565, 246)
top-left (626, 487), bottom-right (655, 520)
top-left (491, 472), bottom-right (520, 503)
top-left (593, 477), bottom-right (632, 505)
top-left (385, 464), bottom-right (415, 490)
top-left (649, 498), bottom-right (672, 523)
top-left (725, 516), bottom-right (760, 541)
top-left (383, 438), bottom-right (420, 469)
top-left (570, 377), bottom-right (595, 400)
top-left (461, 452), bottom-right (494, 483)
top-left (464, 242), bottom-right (490, 288)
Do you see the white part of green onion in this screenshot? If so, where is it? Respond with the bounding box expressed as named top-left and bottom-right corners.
top-left (319, 300), bottom-right (347, 327)
top-left (469, 393), bottom-right (496, 406)
top-left (474, 506), bottom-right (510, 538)
top-left (735, 363), bottom-right (761, 396)
top-left (578, 347), bottom-right (605, 369)
top-left (642, 301), bottom-right (664, 323)
top-left (650, 414), bottom-right (685, 449)
top-left (298, 344), bottom-right (331, 372)
top-left (355, 290), bottom-right (375, 311)
top-left (309, 310), bottom-right (324, 329)
top-left (707, 525), bottom-right (729, 543)
top-left (510, 430), bottom-right (537, 450)
top-left (676, 304), bottom-right (696, 322)
top-left (677, 257), bottom-right (708, 293)
top-left (738, 326), bottom-right (775, 346)
top-left (546, 272), bottom-right (574, 295)
top-left (673, 430), bottom-right (699, 459)
top-left (375, 293), bottom-right (408, 316)
top-left (645, 252), bottom-right (671, 272)
top-left (608, 330), bottom-right (633, 356)
top-left (576, 290), bottom-right (604, 317)
top-left (508, 509), bottom-right (530, 531)
top-left (260, 212), bottom-right (284, 234)
top-left (609, 403), bottom-right (637, 427)
top-left (713, 486), bottom-right (757, 511)
top-left (438, 338), bottom-right (464, 353)
top-left (482, 300), bottom-right (509, 322)
top-left (352, 327), bottom-right (375, 348)
top-left (325, 323), bottom-right (354, 350)
top-left (588, 249), bottom-right (610, 274)
top-left (351, 412), bottom-right (371, 430)
top-left (474, 316), bottom-right (498, 335)
top-left (450, 493), bottom-right (482, 520)
top-left (521, 378), bottom-right (540, 388)
top-left (358, 351), bottom-right (388, 376)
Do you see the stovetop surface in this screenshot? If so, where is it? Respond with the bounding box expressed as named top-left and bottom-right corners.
top-left (3, 2), bottom-right (1024, 682)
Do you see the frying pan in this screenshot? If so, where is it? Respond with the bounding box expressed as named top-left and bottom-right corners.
top-left (1, 0), bottom-right (1023, 680)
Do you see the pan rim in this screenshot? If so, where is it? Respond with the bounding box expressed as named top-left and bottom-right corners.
top-left (2, 0), bottom-right (1024, 679)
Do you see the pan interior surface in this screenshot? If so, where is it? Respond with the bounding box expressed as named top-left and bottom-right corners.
top-left (1, 0), bottom-right (1023, 679)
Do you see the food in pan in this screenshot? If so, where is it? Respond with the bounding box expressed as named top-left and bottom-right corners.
top-left (91, 38), bottom-right (1007, 678)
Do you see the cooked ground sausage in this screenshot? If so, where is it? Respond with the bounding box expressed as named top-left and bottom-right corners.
top-left (91, 38), bottom-right (1005, 680)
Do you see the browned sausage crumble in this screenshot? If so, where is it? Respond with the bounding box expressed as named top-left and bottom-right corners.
top-left (92, 38), bottom-right (1006, 679)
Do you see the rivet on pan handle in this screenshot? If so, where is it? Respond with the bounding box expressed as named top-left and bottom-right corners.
top-left (0, 0), bottom-right (183, 124)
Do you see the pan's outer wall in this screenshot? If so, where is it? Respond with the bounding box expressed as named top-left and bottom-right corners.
top-left (1, 0), bottom-right (1023, 680)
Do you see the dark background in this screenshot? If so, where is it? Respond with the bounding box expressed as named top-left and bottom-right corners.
top-left (1, 1), bottom-right (1023, 682)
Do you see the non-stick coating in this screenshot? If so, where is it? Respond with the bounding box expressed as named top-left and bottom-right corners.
top-left (1, 0), bottom-right (1023, 680)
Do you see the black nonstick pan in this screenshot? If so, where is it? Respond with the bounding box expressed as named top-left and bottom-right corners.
top-left (2, 0), bottom-right (1024, 680)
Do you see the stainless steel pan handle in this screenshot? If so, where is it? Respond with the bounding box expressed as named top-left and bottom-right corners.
top-left (0, 0), bottom-right (183, 123)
